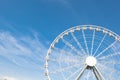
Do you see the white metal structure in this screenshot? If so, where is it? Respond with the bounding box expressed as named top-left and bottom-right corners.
top-left (45, 25), bottom-right (120, 80)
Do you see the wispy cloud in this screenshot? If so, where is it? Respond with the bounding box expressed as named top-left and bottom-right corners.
top-left (0, 30), bottom-right (47, 80)
top-left (0, 31), bottom-right (46, 63)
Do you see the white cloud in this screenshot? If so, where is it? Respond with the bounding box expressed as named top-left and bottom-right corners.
top-left (0, 31), bottom-right (47, 80)
top-left (0, 31), bottom-right (46, 62)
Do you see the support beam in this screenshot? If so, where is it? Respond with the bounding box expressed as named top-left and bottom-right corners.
top-left (75, 65), bottom-right (87, 80)
top-left (93, 66), bottom-right (103, 80)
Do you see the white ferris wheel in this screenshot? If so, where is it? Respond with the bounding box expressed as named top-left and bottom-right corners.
top-left (45, 25), bottom-right (120, 80)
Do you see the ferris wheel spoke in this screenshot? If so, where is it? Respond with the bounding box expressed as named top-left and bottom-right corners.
top-left (111, 61), bottom-right (120, 65)
top-left (108, 60), bottom-right (120, 65)
top-left (109, 70), bottom-right (115, 79)
top-left (66, 67), bottom-right (82, 80)
top-left (54, 47), bottom-right (84, 58)
top-left (98, 59), bottom-right (120, 67)
top-left (93, 34), bottom-right (107, 56)
top-left (50, 63), bottom-right (81, 74)
top-left (61, 38), bottom-right (84, 56)
top-left (71, 32), bottom-right (87, 55)
top-left (97, 64), bottom-right (115, 78)
top-left (91, 29), bottom-right (95, 55)
top-left (96, 40), bottom-right (117, 58)
top-left (50, 57), bottom-right (79, 63)
top-left (82, 29), bottom-right (89, 55)
top-left (98, 52), bottom-right (120, 60)
top-left (54, 47), bottom-right (75, 56)
top-left (97, 63), bottom-right (114, 73)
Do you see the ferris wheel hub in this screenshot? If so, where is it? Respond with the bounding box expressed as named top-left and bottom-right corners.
top-left (86, 56), bottom-right (97, 67)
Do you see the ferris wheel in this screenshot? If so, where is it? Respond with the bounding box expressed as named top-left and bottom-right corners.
top-left (45, 25), bottom-right (120, 80)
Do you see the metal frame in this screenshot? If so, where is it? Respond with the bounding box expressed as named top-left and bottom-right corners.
top-left (75, 65), bottom-right (103, 80)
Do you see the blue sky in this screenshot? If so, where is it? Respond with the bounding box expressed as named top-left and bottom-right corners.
top-left (0, 0), bottom-right (120, 80)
